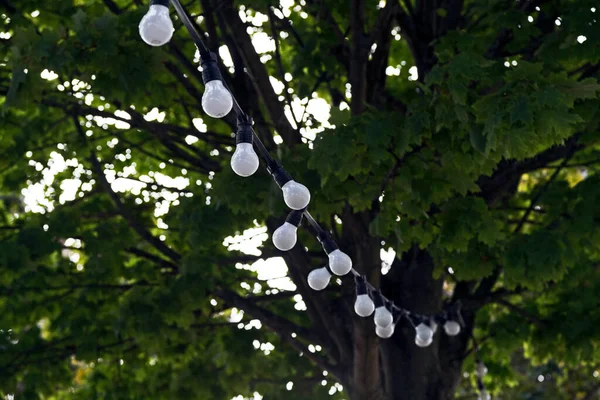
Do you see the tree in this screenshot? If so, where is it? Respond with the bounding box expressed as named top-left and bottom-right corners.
top-left (1, 0), bottom-right (600, 398)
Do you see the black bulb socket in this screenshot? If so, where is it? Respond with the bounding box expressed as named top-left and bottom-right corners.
top-left (201, 52), bottom-right (223, 84)
top-left (267, 161), bottom-right (293, 188)
top-left (285, 210), bottom-right (304, 227)
top-left (236, 115), bottom-right (253, 145)
top-left (354, 275), bottom-right (368, 296)
top-left (150, 0), bottom-right (170, 6)
top-left (373, 291), bottom-right (386, 308)
top-left (476, 379), bottom-right (485, 391)
top-left (317, 231), bottom-right (338, 255)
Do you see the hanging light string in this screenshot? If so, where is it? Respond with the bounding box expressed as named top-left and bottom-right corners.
top-left (139, 0), bottom-right (465, 344)
top-left (472, 337), bottom-right (491, 400)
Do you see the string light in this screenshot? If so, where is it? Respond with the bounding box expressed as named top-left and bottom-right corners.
top-left (373, 293), bottom-right (393, 328)
top-left (443, 320), bottom-right (461, 336)
top-left (317, 232), bottom-right (352, 276)
top-left (272, 210), bottom-right (303, 251)
top-left (267, 161), bottom-right (311, 210)
top-left (139, 0), bottom-right (470, 347)
top-left (414, 322), bottom-right (434, 347)
top-left (353, 276), bottom-right (375, 317)
top-left (375, 310), bottom-right (403, 338)
top-left (231, 115), bottom-right (260, 177)
top-left (475, 361), bottom-right (490, 400)
top-left (200, 53), bottom-right (233, 118)
top-left (138, 0), bottom-right (174, 46)
top-left (375, 323), bottom-right (395, 339)
top-left (307, 266), bottom-right (332, 291)
top-left (475, 361), bottom-right (488, 378)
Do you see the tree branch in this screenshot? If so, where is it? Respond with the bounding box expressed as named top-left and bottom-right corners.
top-left (513, 152), bottom-right (574, 234)
top-left (126, 247), bottom-right (180, 272)
top-left (350, 0), bottom-right (367, 115)
top-left (478, 134), bottom-right (583, 205)
top-left (494, 299), bottom-right (546, 328)
top-left (72, 116), bottom-right (181, 263)
top-left (218, 0), bottom-right (302, 145)
top-left (214, 288), bottom-right (321, 345)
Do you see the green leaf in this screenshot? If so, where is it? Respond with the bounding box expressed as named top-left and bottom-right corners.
top-left (469, 126), bottom-right (488, 154)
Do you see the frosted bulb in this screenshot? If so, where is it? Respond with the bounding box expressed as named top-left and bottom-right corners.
top-left (139, 5), bottom-right (174, 47)
top-left (328, 249), bottom-right (352, 276)
top-left (307, 268), bottom-right (331, 291)
top-left (376, 323), bottom-right (395, 339)
top-left (477, 391), bottom-right (491, 400)
top-left (415, 335), bottom-right (433, 347)
top-left (202, 80), bottom-right (233, 118)
top-left (415, 323), bottom-right (434, 341)
top-left (374, 306), bottom-right (393, 328)
top-left (354, 294), bottom-right (375, 317)
top-left (443, 320), bottom-right (461, 336)
top-left (431, 321), bottom-right (438, 334)
top-left (475, 363), bottom-right (488, 377)
top-left (272, 222), bottom-right (298, 251)
top-left (231, 143), bottom-right (259, 177)
top-left (281, 180), bottom-right (310, 210)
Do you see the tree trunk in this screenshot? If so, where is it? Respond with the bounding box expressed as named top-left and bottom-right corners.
top-left (341, 246), bottom-right (470, 400)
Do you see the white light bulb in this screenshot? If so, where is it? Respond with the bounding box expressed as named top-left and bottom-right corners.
top-left (202, 80), bottom-right (233, 118)
top-left (231, 143), bottom-right (259, 177)
top-left (328, 249), bottom-right (352, 276)
top-left (374, 306), bottom-right (393, 328)
top-left (354, 294), bottom-right (375, 317)
top-left (477, 391), bottom-right (491, 400)
top-left (272, 222), bottom-right (298, 251)
top-left (139, 4), bottom-right (174, 47)
top-left (475, 362), bottom-right (488, 378)
top-left (415, 335), bottom-right (433, 347)
top-left (415, 323), bottom-right (434, 342)
top-left (307, 267), bottom-right (331, 291)
top-left (443, 320), bottom-right (461, 336)
top-left (431, 321), bottom-right (438, 334)
top-left (281, 180), bottom-right (310, 210)
top-left (376, 323), bottom-right (395, 339)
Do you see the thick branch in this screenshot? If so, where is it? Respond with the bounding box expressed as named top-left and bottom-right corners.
top-left (513, 152), bottom-right (574, 234)
top-left (218, 0), bottom-right (301, 145)
top-left (213, 288), bottom-right (322, 347)
top-left (350, 0), bottom-right (367, 115)
top-left (478, 134), bottom-right (583, 205)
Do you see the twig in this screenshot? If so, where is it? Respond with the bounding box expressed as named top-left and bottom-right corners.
top-left (513, 153), bottom-right (574, 234)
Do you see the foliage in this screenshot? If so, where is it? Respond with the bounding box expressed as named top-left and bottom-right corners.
top-left (0, 0), bottom-right (599, 399)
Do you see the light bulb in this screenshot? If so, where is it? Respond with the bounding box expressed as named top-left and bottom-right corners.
top-left (443, 320), bottom-right (461, 336)
top-left (415, 335), bottom-right (433, 347)
top-left (272, 222), bottom-right (298, 251)
top-left (376, 323), bottom-right (395, 339)
top-left (475, 362), bottom-right (488, 377)
top-left (374, 306), bottom-right (393, 328)
top-left (477, 391), bottom-right (491, 400)
top-left (415, 323), bottom-right (434, 342)
top-left (202, 80), bottom-right (233, 118)
top-left (354, 294), bottom-right (375, 317)
top-left (328, 249), bottom-right (352, 276)
top-left (307, 267), bottom-right (331, 291)
top-left (231, 143), bottom-right (259, 177)
top-left (431, 321), bottom-right (438, 334)
top-left (139, 4), bottom-right (174, 47)
top-left (281, 180), bottom-right (310, 210)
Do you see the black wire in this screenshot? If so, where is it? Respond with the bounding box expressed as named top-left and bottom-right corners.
top-left (170, 0), bottom-right (209, 55)
top-left (165, 0), bottom-right (456, 327)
